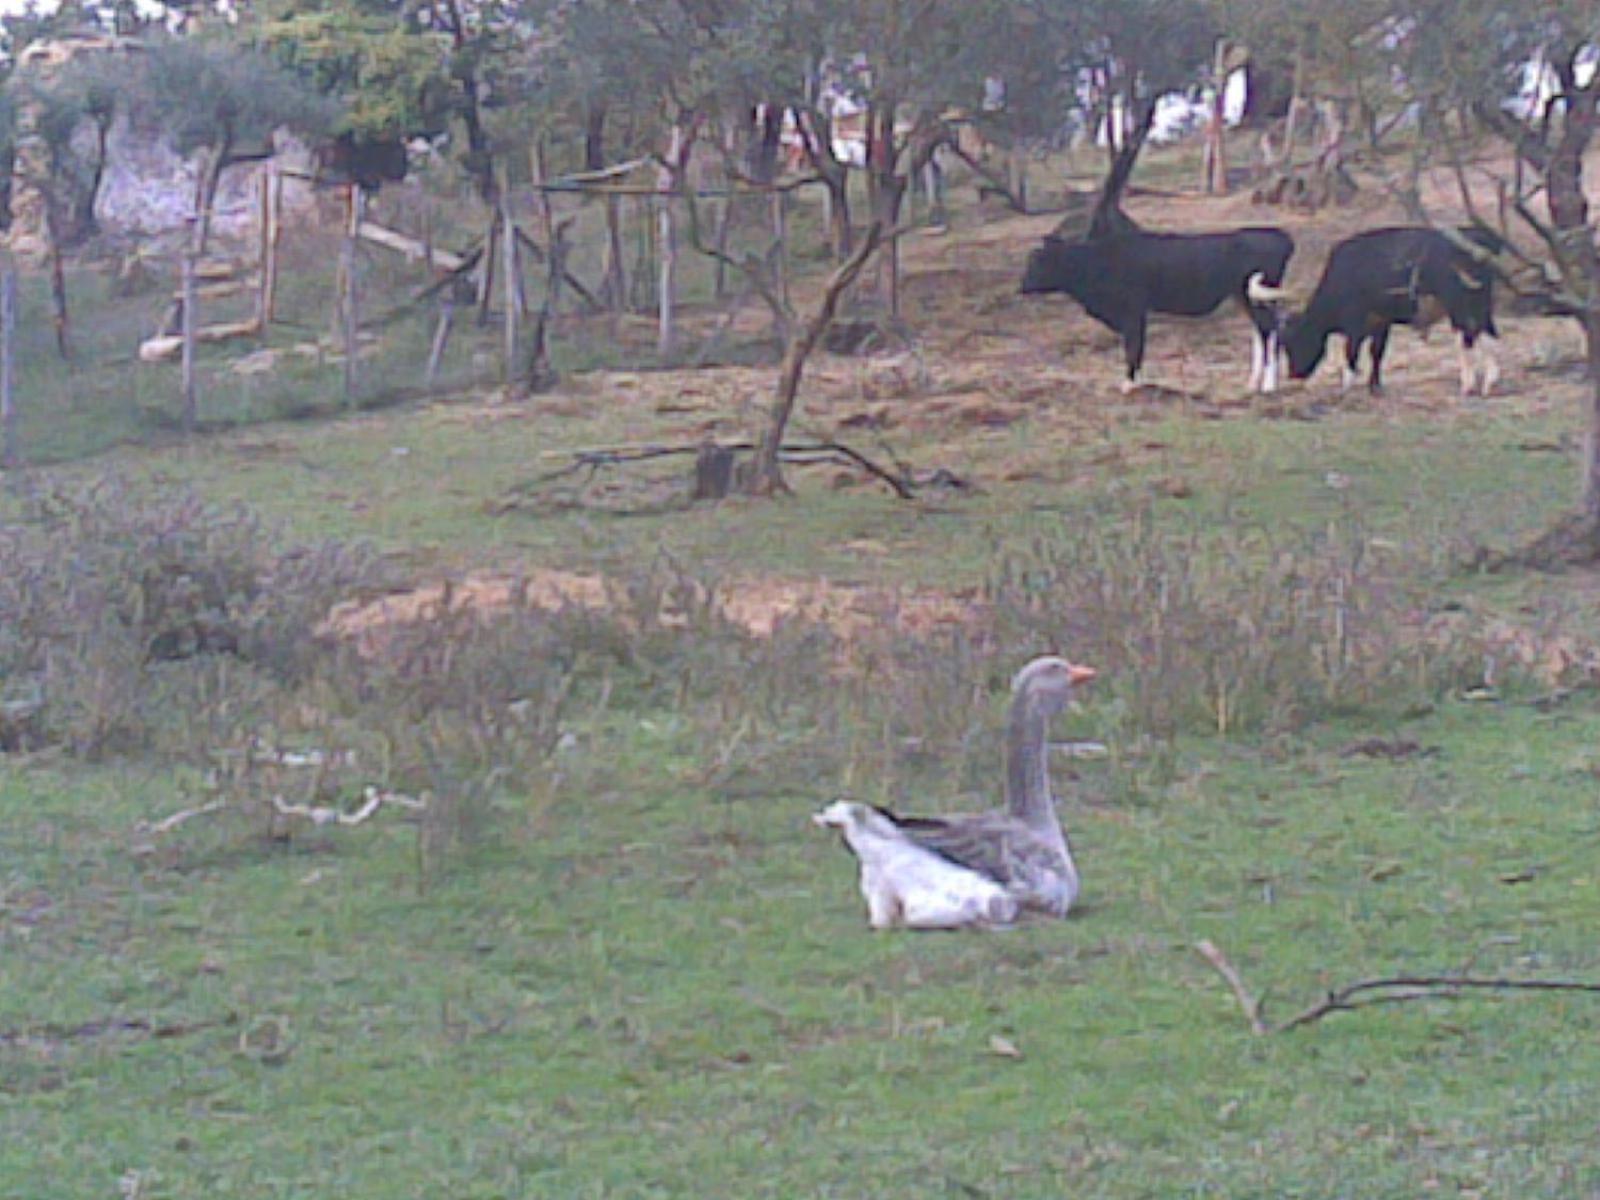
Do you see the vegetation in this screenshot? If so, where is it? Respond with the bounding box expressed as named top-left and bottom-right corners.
top-left (6, 1), bottom-right (1600, 1196)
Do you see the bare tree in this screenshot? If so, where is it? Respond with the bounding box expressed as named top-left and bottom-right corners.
top-left (1391, 3), bottom-right (1600, 550)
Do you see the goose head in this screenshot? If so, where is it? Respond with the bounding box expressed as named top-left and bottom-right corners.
top-left (1012, 654), bottom-right (1097, 716)
top-left (812, 799), bottom-right (901, 846)
top-left (812, 799), bottom-right (859, 830)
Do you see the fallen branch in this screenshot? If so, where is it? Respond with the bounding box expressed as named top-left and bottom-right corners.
top-left (271, 787), bottom-right (427, 828)
top-left (1195, 939), bottom-right (1600, 1034)
top-left (1273, 974), bottom-right (1600, 1032)
top-left (0, 1014), bottom-right (227, 1048)
top-left (525, 438), bottom-right (963, 500)
top-left (1194, 939), bottom-right (1267, 1035)
top-left (139, 798), bottom-right (229, 836)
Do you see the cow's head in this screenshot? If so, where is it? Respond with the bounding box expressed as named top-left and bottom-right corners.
top-left (1277, 310), bottom-right (1327, 380)
top-left (1020, 235), bottom-right (1086, 296)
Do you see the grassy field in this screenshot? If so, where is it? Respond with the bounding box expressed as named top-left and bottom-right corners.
top-left (6, 151), bottom-right (1600, 1199)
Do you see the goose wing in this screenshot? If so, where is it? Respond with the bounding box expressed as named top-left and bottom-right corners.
top-left (884, 811), bottom-right (1051, 889)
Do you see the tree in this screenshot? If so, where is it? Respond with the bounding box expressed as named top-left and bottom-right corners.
top-left (1388, 2), bottom-right (1600, 548)
top-left (9, 47), bottom-right (132, 356)
top-left (1027, 0), bottom-right (1216, 238)
top-left (125, 36), bottom-right (335, 253)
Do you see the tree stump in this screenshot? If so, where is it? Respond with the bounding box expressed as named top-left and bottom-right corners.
top-left (690, 444), bottom-right (738, 502)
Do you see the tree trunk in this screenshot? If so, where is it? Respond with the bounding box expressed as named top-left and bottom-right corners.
top-left (587, 103), bottom-right (628, 315)
top-left (806, 120), bottom-right (852, 258)
top-left (603, 194), bottom-right (627, 314)
top-left (68, 115), bottom-right (110, 244)
top-left (193, 134), bottom-right (232, 257)
top-left (1241, 58), bottom-right (1294, 126)
top-left (748, 103), bottom-right (782, 183)
top-left (1, 264), bottom-right (16, 467)
top-left (1586, 314), bottom-right (1600, 521)
top-left (656, 123), bottom-right (696, 358)
top-left (745, 222), bottom-right (885, 496)
top-left (42, 188), bottom-right (69, 360)
top-left (1550, 89), bottom-right (1600, 514)
top-left (1202, 39), bottom-right (1229, 195)
top-left (1006, 148), bottom-right (1028, 213)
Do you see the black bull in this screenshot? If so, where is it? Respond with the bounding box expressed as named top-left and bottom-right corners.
top-left (1020, 227), bottom-right (1296, 392)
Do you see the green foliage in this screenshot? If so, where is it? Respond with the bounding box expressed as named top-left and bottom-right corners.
top-left (0, 478), bottom-right (386, 758)
top-left (253, 4), bottom-right (454, 140)
top-left (124, 35), bottom-right (337, 157)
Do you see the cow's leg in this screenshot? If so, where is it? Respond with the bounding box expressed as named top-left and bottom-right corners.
top-left (1340, 333), bottom-right (1362, 393)
top-left (1368, 325), bottom-right (1391, 393)
top-left (1247, 307), bottom-right (1281, 393)
top-left (1119, 314), bottom-right (1147, 394)
top-left (1455, 334), bottom-right (1475, 397)
top-left (1456, 330), bottom-right (1500, 397)
top-left (1480, 340), bottom-right (1501, 395)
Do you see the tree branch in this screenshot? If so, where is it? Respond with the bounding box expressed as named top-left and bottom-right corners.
top-left (271, 787), bottom-right (426, 827)
top-left (523, 435), bottom-right (942, 500)
top-left (1194, 939), bottom-right (1267, 1034)
top-left (1195, 939), bottom-right (1600, 1035)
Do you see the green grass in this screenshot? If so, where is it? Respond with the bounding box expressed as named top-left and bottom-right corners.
top-left (8, 152), bottom-right (1600, 1197)
top-left (6, 699), bottom-right (1600, 1197)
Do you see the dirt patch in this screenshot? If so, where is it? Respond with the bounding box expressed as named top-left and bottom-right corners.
top-left (323, 568), bottom-right (988, 656)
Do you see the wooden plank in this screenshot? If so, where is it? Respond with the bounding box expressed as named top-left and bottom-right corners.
top-left (195, 260), bottom-right (246, 280)
top-left (356, 220), bottom-right (466, 272)
top-left (138, 320), bottom-right (261, 363)
top-left (169, 280), bottom-right (252, 303)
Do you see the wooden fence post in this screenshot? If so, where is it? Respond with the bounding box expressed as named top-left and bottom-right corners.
top-left (657, 190), bottom-right (676, 358)
top-left (342, 186), bottom-right (363, 407)
top-left (1, 264), bottom-right (15, 468)
top-left (181, 250), bottom-right (197, 435)
top-left (501, 186), bottom-right (518, 392)
top-left (255, 161), bottom-right (281, 333)
top-left (426, 293), bottom-right (455, 386)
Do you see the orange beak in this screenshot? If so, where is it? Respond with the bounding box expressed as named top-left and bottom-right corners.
top-left (1068, 663), bottom-right (1098, 686)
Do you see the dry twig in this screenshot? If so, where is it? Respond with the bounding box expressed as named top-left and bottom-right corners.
top-left (139, 799), bottom-right (229, 836)
top-left (1194, 939), bottom-right (1600, 1034)
top-left (271, 787), bottom-right (427, 828)
top-left (524, 439), bottom-right (965, 500)
top-left (1194, 939), bottom-right (1267, 1034)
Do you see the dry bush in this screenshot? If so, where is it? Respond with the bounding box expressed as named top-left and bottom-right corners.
top-left (985, 507), bottom-right (1477, 739)
top-left (0, 478), bottom-right (386, 758)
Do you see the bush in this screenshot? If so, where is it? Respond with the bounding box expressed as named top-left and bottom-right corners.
top-left (0, 478), bottom-right (386, 757)
top-left (985, 505), bottom-right (1476, 739)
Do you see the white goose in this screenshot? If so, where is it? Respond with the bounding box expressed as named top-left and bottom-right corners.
top-left (814, 655), bottom-right (1096, 930)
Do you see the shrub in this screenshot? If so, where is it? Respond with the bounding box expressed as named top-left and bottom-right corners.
top-left (985, 505), bottom-right (1475, 739)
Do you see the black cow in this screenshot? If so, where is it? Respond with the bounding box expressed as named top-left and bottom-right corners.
top-left (1020, 227), bottom-right (1296, 393)
top-left (1280, 226), bottom-right (1503, 396)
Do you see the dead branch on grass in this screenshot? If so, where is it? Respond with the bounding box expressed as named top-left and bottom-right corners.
top-left (141, 787), bottom-right (426, 838)
top-left (0, 1014), bottom-right (228, 1048)
top-left (272, 787), bottom-right (427, 827)
top-left (523, 439), bottom-right (970, 501)
top-left (139, 798), bottom-right (229, 836)
top-left (1195, 939), bottom-right (1600, 1034)
top-left (1194, 939), bottom-right (1267, 1034)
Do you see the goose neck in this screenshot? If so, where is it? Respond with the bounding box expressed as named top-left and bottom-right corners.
top-left (1004, 694), bottom-right (1056, 827)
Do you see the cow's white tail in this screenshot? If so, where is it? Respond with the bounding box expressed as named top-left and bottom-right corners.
top-left (1246, 272), bottom-right (1290, 304)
